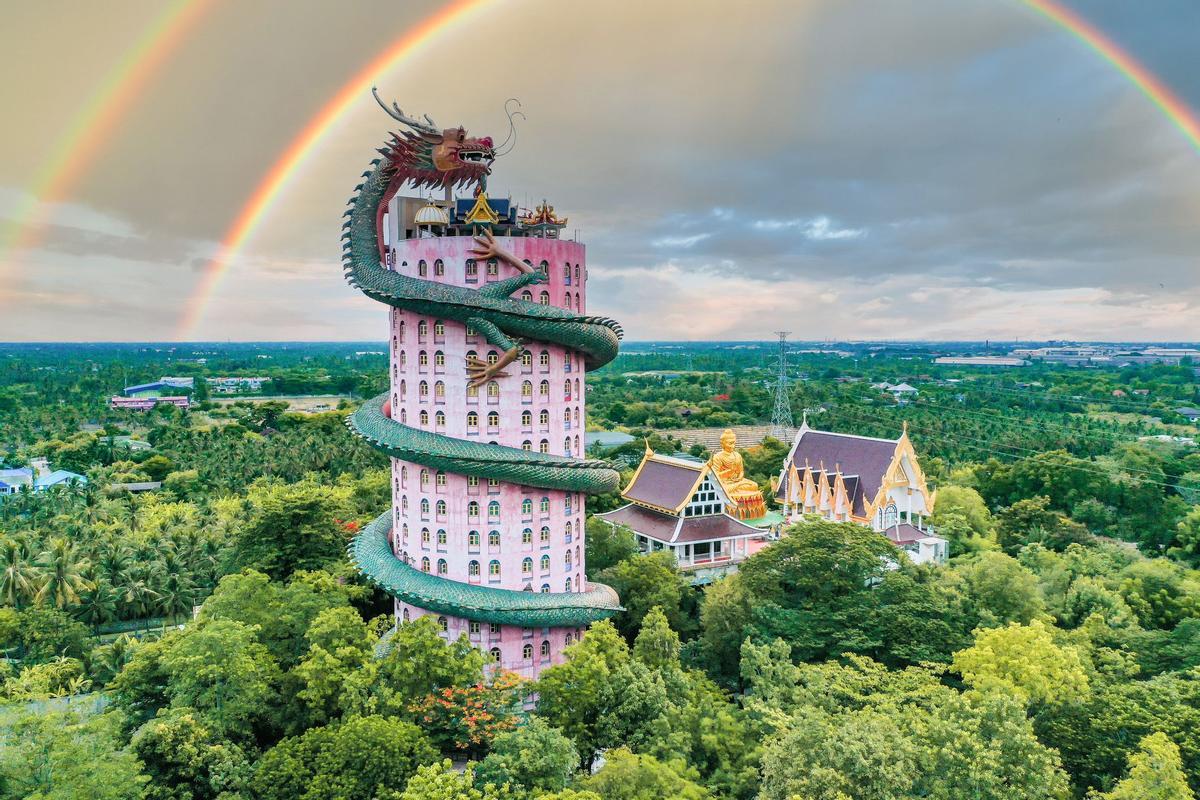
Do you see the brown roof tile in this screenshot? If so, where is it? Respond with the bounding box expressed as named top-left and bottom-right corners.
top-left (596, 504), bottom-right (679, 542)
top-left (623, 457), bottom-right (702, 511)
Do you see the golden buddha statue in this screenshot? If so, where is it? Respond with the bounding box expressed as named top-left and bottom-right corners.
top-left (708, 429), bottom-right (766, 519)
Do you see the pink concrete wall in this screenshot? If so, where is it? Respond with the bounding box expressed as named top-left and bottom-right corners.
top-left (385, 233), bottom-right (590, 677)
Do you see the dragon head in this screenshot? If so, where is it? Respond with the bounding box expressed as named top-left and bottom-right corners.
top-left (372, 88), bottom-right (494, 191)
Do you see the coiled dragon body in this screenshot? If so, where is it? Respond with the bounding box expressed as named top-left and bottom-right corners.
top-left (343, 93), bottom-right (623, 626)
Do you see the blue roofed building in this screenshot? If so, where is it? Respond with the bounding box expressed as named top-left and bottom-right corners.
top-left (0, 467), bottom-right (33, 496)
top-left (34, 470), bottom-right (87, 490)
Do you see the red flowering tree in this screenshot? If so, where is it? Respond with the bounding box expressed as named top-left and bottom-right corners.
top-left (409, 670), bottom-right (524, 757)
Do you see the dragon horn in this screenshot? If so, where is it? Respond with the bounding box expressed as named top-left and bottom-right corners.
top-left (371, 86), bottom-right (439, 135)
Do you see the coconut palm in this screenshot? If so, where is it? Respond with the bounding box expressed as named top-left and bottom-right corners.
top-left (34, 537), bottom-right (92, 609)
top-left (0, 535), bottom-right (40, 608)
top-left (76, 573), bottom-right (119, 629)
top-left (152, 548), bottom-right (196, 628)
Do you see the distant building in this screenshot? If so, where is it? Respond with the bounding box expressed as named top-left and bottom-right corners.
top-left (1176, 407), bottom-right (1200, 422)
top-left (110, 395), bottom-right (190, 411)
top-left (872, 381), bottom-right (919, 403)
top-left (0, 468), bottom-right (32, 496)
top-left (775, 420), bottom-right (947, 565)
top-left (934, 356), bottom-right (1029, 367)
top-left (596, 447), bottom-right (772, 582)
top-left (35, 470), bottom-right (87, 490)
top-left (0, 465), bottom-right (85, 496)
top-left (208, 376), bottom-right (270, 394)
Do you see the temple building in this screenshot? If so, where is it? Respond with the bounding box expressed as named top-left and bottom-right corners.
top-left (775, 419), bottom-right (948, 564)
top-left (597, 432), bottom-right (773, 581)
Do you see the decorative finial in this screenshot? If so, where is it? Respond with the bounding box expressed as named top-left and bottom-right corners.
top-left (644, 437), bottom-right (653, 456)
top-left (902, 420), bottom-right (909, 437)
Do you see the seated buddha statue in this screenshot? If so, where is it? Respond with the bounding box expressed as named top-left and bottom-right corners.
top-left (708, 429), bottom-right (766, 519)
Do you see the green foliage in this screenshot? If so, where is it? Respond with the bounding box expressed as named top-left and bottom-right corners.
top-left (597, 551), bottom-right (692, 639)
top-left (1116, 558), bottom-right (1200, 630)
top-left (228, 481), bottom-right (350, 580)
top-left (1089, 732), bottom-right (1195, 800)
top-left (632, 606), bottom-right (681, 670)
top-left (536, 620), bottom-right (668, 769)
top-left (580, 748), bottom-right (710, 800)
top-left (474, 716), bottom-right (580, 797)
top-left (130, 707), bottom-right (252, 800)
top-left (8, 605), bottom-right (92, 663)
top-left (342, 616), bottom-right (486, 719)
top-left (953, 620), bottom-right (1089, 705)
top-left (393, 759), bottom-right (513, 800)
top-left (584, 516), bottom-right (637, 576)
top-left (0, 707), bottom-right (147, 800)
top-left (293, 605), bottom-right (373, 728)
top-left (950, 550), bottom-right (1045, 627)
top-left (997, 496), bottom-right (1094, 553)
top-left (252, 715), bottom-right (437, 800)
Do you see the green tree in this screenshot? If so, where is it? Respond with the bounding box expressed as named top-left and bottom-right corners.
top-left (293, 605), bottom-right (373, 727)
top-left (343, 616), bottom-right (486, 719)
top-left (952, 550), bottom-right (1045, 626)
top-left (930, 484), bottom-right (995, 553)
top-left (696, 574), bottom-right (751, 684)
top-left (396, 759), bottom-right (513, 800)
top-left (0, 535), bottom-right (40, 608)
top-left (0, 707), bottom-right (147, 800)
top-left (1117, 558), bottom-right (1200, 630)
top-left (229, 481), bottom-right (348, 580)
top-left (584, 516), bottom-right (637, 576)
top-left (140, 454), bottom-right (175, 482)
top-left (536, 620), bottom-right (667, 769)
top-left (580, 748), bottom-right (709, 800)
top-left (14, 606), bottom-right (92, 663)
top-left (632, 606), bottom-right (681, 670)
top-left (131, 707), bottom-right (252, 800)
top-left (597, 551), bottom-right (691, 639)
top-left (34, 537), bottom-right (91, 608)
top-left (996, 496), bottom-right (1092, 554)
top-left (475, 716), bottom-right (580, 797)
top-left (252, 715), bottom-right (437, 800)
top-left (1090, 732), bottom-right (1194, 800)
top-left (952, 620), bottom-right (1089, 705)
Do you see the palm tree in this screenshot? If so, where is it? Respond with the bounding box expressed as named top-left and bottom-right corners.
top-left (77, 572), bottom-right (119, 629)
top-left (0, 535), bottom-right (40, 608)
top-left (153, 549), bottom-right (196, 628)
top-left (34, 537), bottom-right (91, 609)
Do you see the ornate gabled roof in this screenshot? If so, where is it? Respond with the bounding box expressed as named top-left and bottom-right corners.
top-left (596, 503), bottom-right (762, 544)
top-left (519, 199), bottom-right (567, 228)
top-left (620, 449), bottom-right (709, 514)
top-left (463, 191), bottom-right (500, 225)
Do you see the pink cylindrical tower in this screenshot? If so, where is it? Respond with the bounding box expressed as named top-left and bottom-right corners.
top-left (387, 237), bottom-right (589, 676)
top-left (342, 100), bottom-right (621, 677)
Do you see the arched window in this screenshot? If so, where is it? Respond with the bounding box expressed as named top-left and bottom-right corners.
top-left (522, 498), bottom-right (533, 515)
top-left (540, 554), bottom-right (550, 572)
top-left (420, 498), bottom-right (430, 516)
top-left (522, 557), bottom-right (533, 575)
top-left (399, 350), bottom-right (407, 368)
top-left (487, 381), bottom-right (500, 398)
top-left (539, 439), bottom-right (550, 454)
top-left (522, 528), bottom-right (533, 545)
top-left (418, 260), bottom-right (428, 277)
top-left (437, 558), bottom-right (448, 575)
top-left (565, 521), bottom-right (573, 540)
top-left (469, 560), bottom-right (480, 576)
top-left (565, 550), bottom-right (572, 568)
top-left (522, 380), bottom-right (533, 397)
top-left (419, 380), bottom-right (429, 397)
top-left (539, 291), bottom-right (550, 305)
top-left (488, 501), bottom-right (501, 520)
top-left (418, 350), bottom-right (428, 368)
top-left (467, 411), bottom-right (479, 429)
top-left (417, 319), bottom-right (428, 339)
top-left (434, 259), bottom-right (444, 276)
top-left (520, 350), bottom-right (532, 367)
top-left (468, 501), bottom-right (479, 517)
top-left (434, 320), bottom-right (445, 337)
top-left (565, 577), bottom-right (573, 592)
top-left (401, 523), bottom-right (409, 541)
top-left (883, 504), bottom-right (899, 527)
top-left (489, 647), bottom-right (501, 662)
top-left (421, 527), bottom-right (430, 543)
top-left (468, 530), bottom-right (480, 547)
top-left (487, 350), bottom-right (499, 366)
top-left (521, 410), bottom-right (532, 427)
top-left (434, 381), bottom-right (445, 400)
top-left (523, 642), bottom-right (533, 660)
top-left (564, 632), bottom-right (573, 645)
top-left (419, 410), bottom-right (429, 426)
top-left (403, 608), bottom-right (410, 622)
top-left (539, 350), bottom-right (550, 367)
top-left (540, 583), bottom-right (550, 593)
top-left (539, 380), bottom-right (550, 398)
top-left (437, 616), bottom-right (448, 632)
top-left (400, 466), bottom-right (408, 487)
top-left (564, 437), bottom-right (572, 455)
top-left (540, 497), bottom-right (550, 513)
top-left (522, 440), bottom-right (532, 452)
top-left (563, 263), bottom-right (571, 283)
top-left (540, 526), bottom-right (551, 544)
top-left (488, 530), bottom-right (501, 548)
top-left (488, 560), bottom-right (501, 577)
top-left (435, 411), bottom-right (446, 429)
top-left (398, 319), bottom-right (406, 341)
top-left (565, 495), bottom-right (573, 514)
top-left (574, 264), bottom-right (580, 283)
top-left (564, 380), bottom-right (572, 399)
top-left (521, 290), bottom-right (533, 301)
top-left (400, 408), bottom-right (407, 423)
top-left (541, 639), bottom-right (551, 658)
top-left (401, 496), bottom-right (409, 514)
top-left (541, 409), bottom-right (550, 426)
top-left (435, 501), bottom-right (447, 517)
top-left (421, 557), bottom-right (430, 573)
top-left (398, 380), bottom-right (406, 400)
top-left (563, 408), bottom-right (570, 427)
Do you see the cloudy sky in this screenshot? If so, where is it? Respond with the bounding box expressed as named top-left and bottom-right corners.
top-left (1, 0), bottom-right (1199, 342)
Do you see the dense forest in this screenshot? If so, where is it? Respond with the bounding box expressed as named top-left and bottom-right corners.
top-left (1, 342), bottom-right (1198, 799)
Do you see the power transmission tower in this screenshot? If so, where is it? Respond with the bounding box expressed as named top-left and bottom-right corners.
top-left (770, 331), bottom-right (794, 440)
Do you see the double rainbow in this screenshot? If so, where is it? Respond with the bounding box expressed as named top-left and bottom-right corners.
top-left (1, 0), bottom-right (1197, 335)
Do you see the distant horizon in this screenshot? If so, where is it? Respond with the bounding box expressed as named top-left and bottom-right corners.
top-left (4, 339), bottom-right (1200, 347)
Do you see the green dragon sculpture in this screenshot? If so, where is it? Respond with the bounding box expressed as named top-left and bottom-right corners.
top-left (342, 92), bottom-right (623, 627)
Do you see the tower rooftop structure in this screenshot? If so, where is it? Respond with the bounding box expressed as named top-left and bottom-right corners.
top-left (340, 91), bottom-right (623, 674)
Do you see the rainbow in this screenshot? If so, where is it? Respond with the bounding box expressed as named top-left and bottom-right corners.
top-left (0, 0), bottom-right (211, 300)
top-left (176, 0), bottom-right (491, 339)
top-left (1023, 0), bottom-right (1200, 153)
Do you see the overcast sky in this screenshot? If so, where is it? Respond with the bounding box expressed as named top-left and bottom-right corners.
top-left (1, 0), bottom-right (1199, 342)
